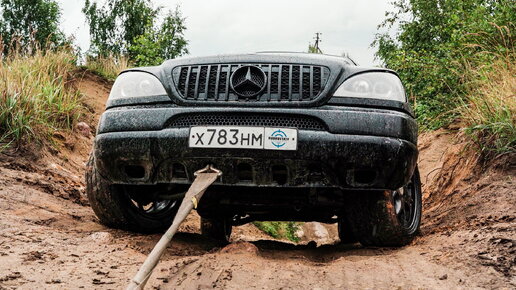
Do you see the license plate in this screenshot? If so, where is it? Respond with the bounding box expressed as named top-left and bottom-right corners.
top-left (189, 126), bottom-right (297, 150)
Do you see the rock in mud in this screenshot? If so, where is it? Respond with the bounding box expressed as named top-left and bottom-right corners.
top-left (89, 232), bottom-right (112, 244)
top-left (295, 227), bottom-right (305, 239)
top-left (76, 122), bottom-right (92, 138)
top-left (312, 223), bottom-right (329, 239)
top-left (299, 222), bottom-right (332, 246)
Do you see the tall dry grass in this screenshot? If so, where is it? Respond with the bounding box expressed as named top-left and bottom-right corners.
top-left (85, 55), bottom-right (130, 81)
top-left (459, 25), bottom-right (515, 156)
top-left (460, 60), bottom-right (515, 155)
top-left (0, 47), bottom-right (83, 149)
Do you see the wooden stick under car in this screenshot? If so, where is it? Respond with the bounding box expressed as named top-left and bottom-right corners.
top-left (127, 165), bottom-right (222, 290)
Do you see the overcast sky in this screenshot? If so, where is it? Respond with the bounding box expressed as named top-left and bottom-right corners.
top-left (58, 0), bottom-right (394, 66)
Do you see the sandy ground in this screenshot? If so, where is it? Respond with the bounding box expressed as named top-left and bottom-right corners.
top-left (0, 71), bottom-right (514, 289)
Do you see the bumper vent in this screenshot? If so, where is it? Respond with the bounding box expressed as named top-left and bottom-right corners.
top-left (166, 113), bottom-right (327, 131)
top-left (172, 64), bottom-right (330, 103)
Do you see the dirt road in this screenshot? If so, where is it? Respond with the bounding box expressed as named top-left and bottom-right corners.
top-left (0, 71), bottom-right (514, 289)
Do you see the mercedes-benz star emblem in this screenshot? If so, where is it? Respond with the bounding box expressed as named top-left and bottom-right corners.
top-left (230, 66), bottom-right (267, 97)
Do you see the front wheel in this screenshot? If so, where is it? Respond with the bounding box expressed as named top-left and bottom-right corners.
top-left (345, 168), bottom-right (422, 247)
top-left (86, 155), bottom-right (181, 233)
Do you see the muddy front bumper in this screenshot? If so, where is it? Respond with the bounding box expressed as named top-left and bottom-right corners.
top-left (93, 105), bottom-right (418, 190)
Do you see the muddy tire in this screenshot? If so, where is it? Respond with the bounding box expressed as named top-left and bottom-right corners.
top-left (200, 217), bottom-right (232, 243)
top-left (345, 168), bottom-right (422, 247)
top-left (86, 154), bottom-right (180, 233)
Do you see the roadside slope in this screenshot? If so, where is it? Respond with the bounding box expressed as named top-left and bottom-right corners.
top-left (0, 73), bottom-right (514, 288)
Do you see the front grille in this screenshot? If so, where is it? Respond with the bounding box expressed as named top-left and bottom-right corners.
top-left (172, 64), bottom-right (330, 103)
top-left (166, 113), bottom-right (327, 131)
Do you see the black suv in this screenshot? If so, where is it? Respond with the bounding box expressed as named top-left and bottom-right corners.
top-left (86, 52), bottom-right (421, 246)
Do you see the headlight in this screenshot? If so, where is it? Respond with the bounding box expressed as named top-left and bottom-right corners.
top-left (333, 72), bottom-right (406, 102)
top-left (109, 72), bottom-right (167, 100)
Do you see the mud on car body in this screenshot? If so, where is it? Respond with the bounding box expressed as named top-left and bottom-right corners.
top-left (86, 52), bottom-right (422, 246)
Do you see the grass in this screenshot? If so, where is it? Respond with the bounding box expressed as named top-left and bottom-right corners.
top-left (0, 47), bottom-right (83, 149)
top-left (84, 55), bottom-right (130, 81)
top-left (459, 25), bottom-right (515, 156)
top-left (460, 59), bottom-right (515, 155)
top-left (253, 221), bottom-right (301, 243)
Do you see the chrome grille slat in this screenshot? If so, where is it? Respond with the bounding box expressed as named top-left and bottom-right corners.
top-left (288, 65), bottom-right (293, 100)
top-left (173, 63), bottom-right (329, 103)
top-left (214, 65), bottom-right (221, 101)
top-left (225, 65), bottom-right (231, 101)
top-left (277, 64), bottom-right (283, 101)
top-left (309, 66), bottom-right (314, 98)
top-left (266, 64), bottom-right (272, 101)
top-left (193, 66), bottom-right (201, 100)
top-left (298, 65), bottom-right (303, 100)
top-left (184, 66), bottom-right (191, 98)
top-left (204, 65), bottom-right (211, 100)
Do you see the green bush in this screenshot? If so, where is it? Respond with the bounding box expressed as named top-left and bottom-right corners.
top-left (374, 0), bottom-right (515, 130)
top-left (253, 221), bottom-right (301, 243)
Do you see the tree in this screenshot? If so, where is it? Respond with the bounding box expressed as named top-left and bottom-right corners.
top-left (0, 0), bottom-right (66, 54)
top-left (128, 7), bottom-right (188, 66)
top-left (83, 0), bottom-right (156, 57)
top-left (83, 0), bottom-right (188, 65)
top-left (373, 0), bottom-right (515, 129)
